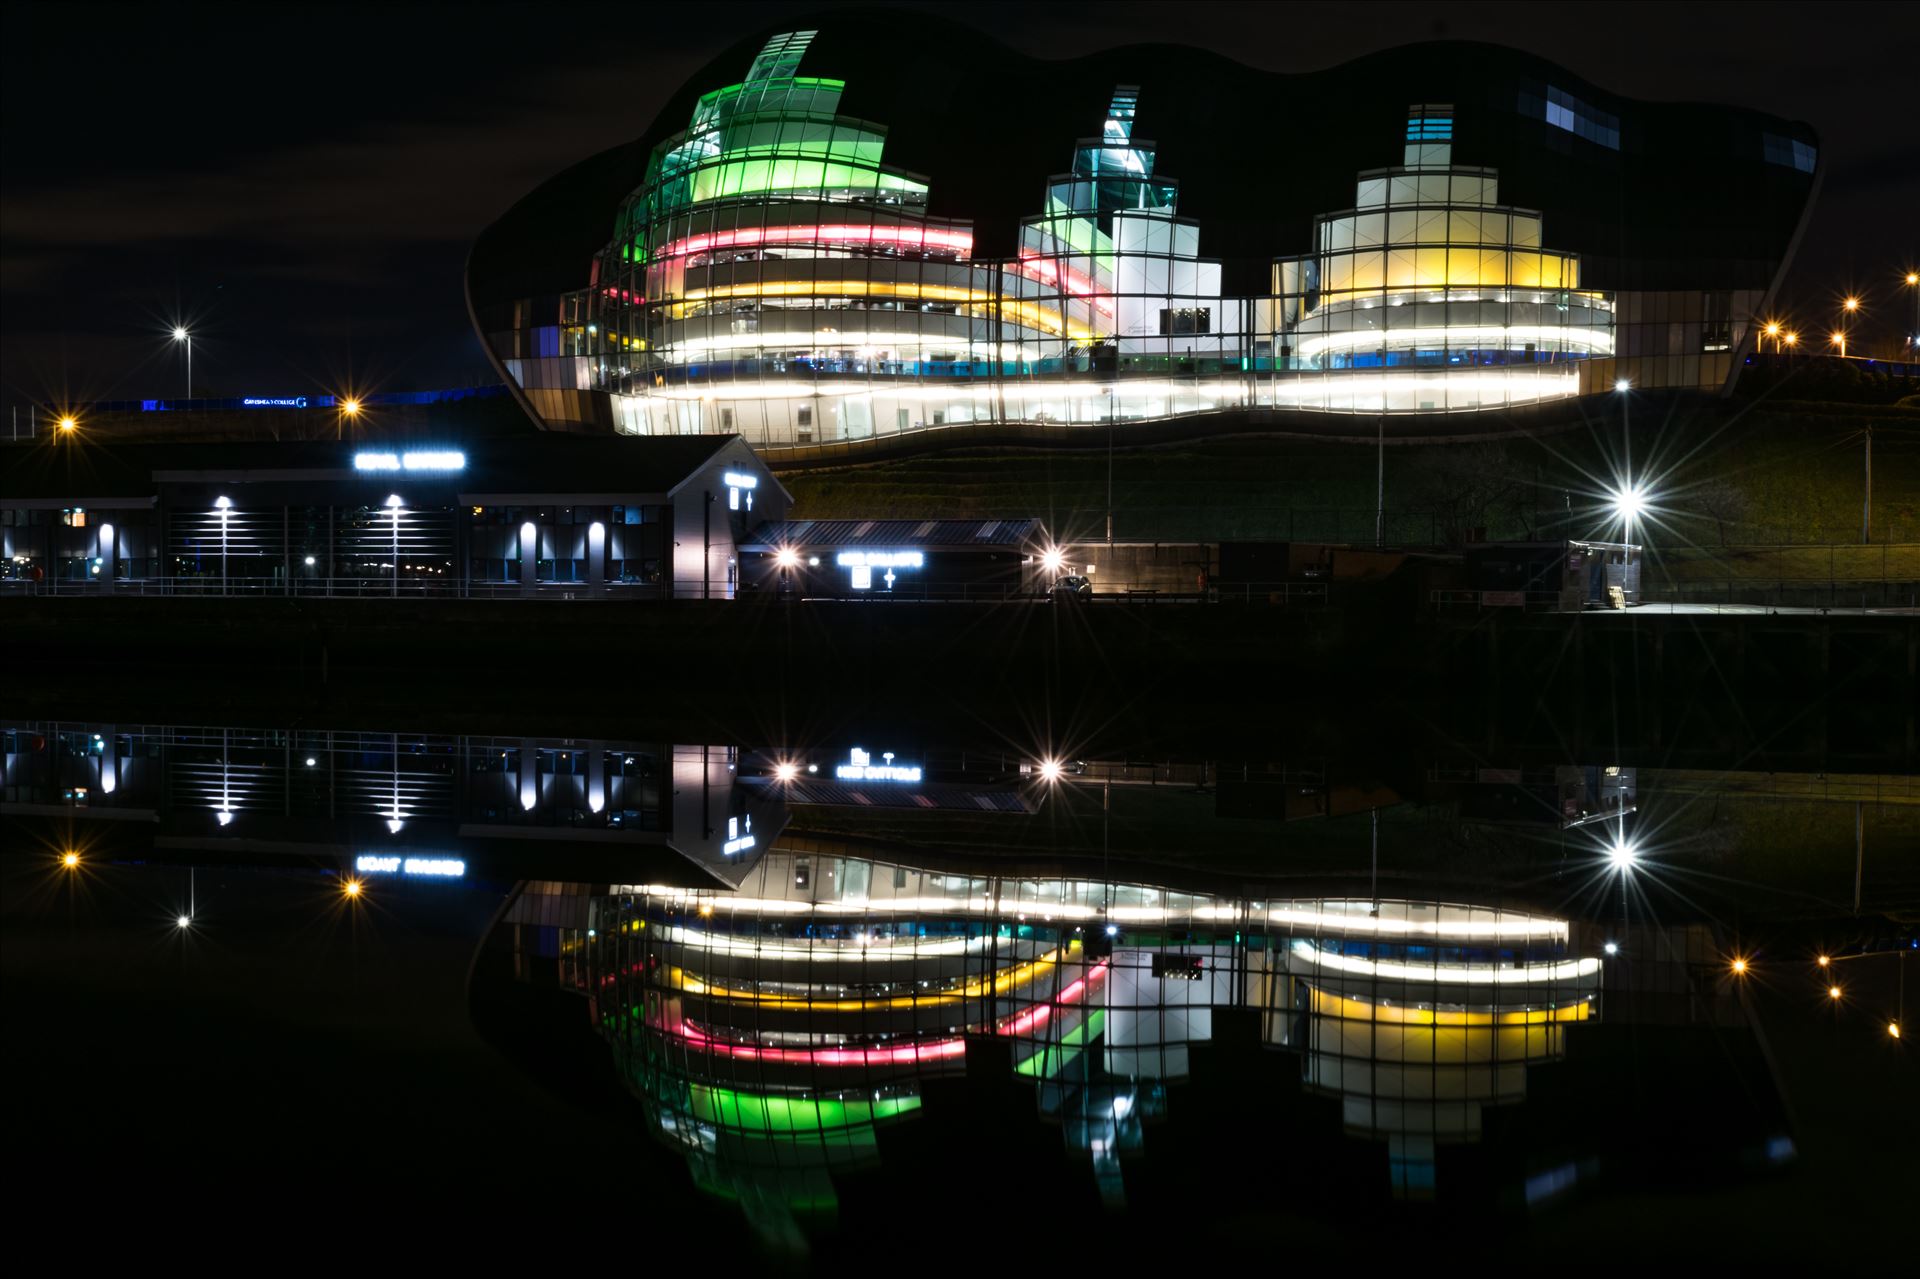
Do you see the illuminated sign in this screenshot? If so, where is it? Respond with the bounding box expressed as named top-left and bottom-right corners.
top-left (243, 396), bottom-right (308, 408)
top-left (835, 747), bottom-right (923, 783)
top-left (722, 814), bottom-right (755, 856)
top-left (352, 450), bottom-right (467, 472)
top-left (724, 471), bottom-right (756, 512)
top-left (355, 854), bottom-right (467, 878)
top-left (835, 551), bottom-right (923, 568)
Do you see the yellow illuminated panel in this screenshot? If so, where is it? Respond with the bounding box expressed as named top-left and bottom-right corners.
top-left (1309, 987), bottom-right (1589, 1064)
top-left (667, 948), bottom-right (1061, 1010)
top-left (671, 280), bottom-right (1097, 339)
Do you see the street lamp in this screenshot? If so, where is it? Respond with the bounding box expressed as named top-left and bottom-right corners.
top-left (1763, 321), bottom-right (1781, 353)
top-left (57, 415), bottom-right (77, 433)
top-left (1831, 330), bottom-right (1847, 359)
top-left (337, 397), bottom-right (361, 440)
top-left (172, 326), bottom-right (192, 399)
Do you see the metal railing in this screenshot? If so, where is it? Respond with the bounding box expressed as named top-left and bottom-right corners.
top-left (5, 574), bottom-right (1338, 607)
top-left (1431, 581), bottom-right (1920, 614)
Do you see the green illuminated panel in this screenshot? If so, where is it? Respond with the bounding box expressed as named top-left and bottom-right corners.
top-left (689, 1084), bottom-right (922, 1133)
top-left (1015, 1008), bottom-right (1106, 1078)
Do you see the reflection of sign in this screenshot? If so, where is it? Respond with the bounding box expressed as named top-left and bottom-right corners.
top-left (243, 396), bottom-right (308, 408)
top-left (722, 814), bottom-right (755, 856)
top-left (353, 450), bottom-right (466, 472)
top-left (1151, 953), bottom-right (1206, 980)
top-left (835, 747), bottom-right (923, 783)
top-left (355, 854), bottom-right (466, 877)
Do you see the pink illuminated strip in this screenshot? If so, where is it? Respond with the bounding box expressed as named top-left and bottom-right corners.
top-left (657, 224), bottom-right (975, 262)
top-left (667, 961), bottom-right (1109, 1066)
top-left (1014, 254), bottom-right (1114, 318)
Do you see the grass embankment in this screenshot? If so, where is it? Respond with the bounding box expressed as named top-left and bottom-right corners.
top-left (782, 396), bottom-right (1920, 563)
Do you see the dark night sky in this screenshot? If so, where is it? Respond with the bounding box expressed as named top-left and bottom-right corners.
top-left (2, 0), bottom-right (1913, 410)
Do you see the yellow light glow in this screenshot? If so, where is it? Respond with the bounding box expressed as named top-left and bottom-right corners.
top-left (1891, 1022), bottom-right (1902, 1039)
top-left (1831, 332), bottom-right (1845, 346)
top-left (1817, 954), bottom-right (1830, 967)
top-left (1731, 957), bottom-right (1748, 975)
top-left (343, 879), bottom-right (362, 897)
top-left (342, 399), bottom-right (361, 416)
top-left (62, 851), bottom-right (80, 869)
top-left (58, 416), bottom-right (77, 431)
top-left (1843, 296), bottom-right (1859, 311)
top-left (1764, 322), bottom-right (1780, 337)
top-left (1907, 273), bottom-right (1918, 286)
top-left (1784, 332), bottom-right (1798, 346)
top-left (1828, 985), bottom-right (1842, 1000)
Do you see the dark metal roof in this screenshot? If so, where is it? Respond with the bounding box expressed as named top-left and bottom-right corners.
top-left (2, 434), bottom-right (777, 502)
top-left (779, 780), bottom-right (1032, 813)
top-left (742, 517), bottom-right (1045, 550)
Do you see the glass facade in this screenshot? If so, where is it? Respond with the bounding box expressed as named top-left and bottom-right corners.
top-left (536, 34), bottom-right (1640, 446)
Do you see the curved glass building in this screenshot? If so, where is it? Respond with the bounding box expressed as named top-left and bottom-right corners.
top-left (470, 22), bottom-right (1819, 443)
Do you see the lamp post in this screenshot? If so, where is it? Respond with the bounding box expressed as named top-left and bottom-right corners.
top-left (337, 397), bottom-right (360, 441)
top-left (172, 327), bottom-right (192, 400)
top-left (1906, 272), bottom-right (1919, 358)
top-left (1106, 386), bottom-right (1115, 548)
top-left (1832, 330), bottom-right (1847, 360)
top-left (1862, 424), bottom-right (1873, 545)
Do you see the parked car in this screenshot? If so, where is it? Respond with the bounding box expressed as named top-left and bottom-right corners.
top-left (1050, 574), bottom-right (1093, 601)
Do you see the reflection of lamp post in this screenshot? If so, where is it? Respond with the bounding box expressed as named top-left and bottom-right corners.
top-left (385, 494), bottom-right (403, 596)
top-left (172, 327), bottom-right (192, 399)
top-left (214, 495), bottom-right (232, 593)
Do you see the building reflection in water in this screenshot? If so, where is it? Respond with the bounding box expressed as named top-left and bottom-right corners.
top-left (4, 723), bottom-right (781, 886)
top-left (590, 852), bottom-right (1600, 1221)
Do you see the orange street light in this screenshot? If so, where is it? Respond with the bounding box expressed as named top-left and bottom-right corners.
top-left (58, 415), bottom-right (78, 432)
top-left (1844, 295), bottom-right (1860, 312)
top-left (1783, 332), bottom-right (1798, 347)
top-left (1817, 954), bottom-right (1830, 967)
top-left (1831, 330), bottom-right (1848, 358)
top-left (1730, 957), bottom-right (1749, 976)
top-left (62, 851), bottom-right (80, 869)
top-left (1828, 985), bottom-right (1842, 1000)
top-left (1908, 272), bottom-right (1919, 286)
